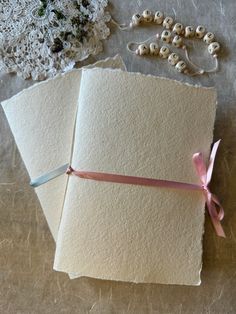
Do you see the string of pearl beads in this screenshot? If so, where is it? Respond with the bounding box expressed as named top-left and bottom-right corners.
top-left (132, 11), bottom-right (213, 37)
top-left (136, 43), bottom-right (187, 73)
top-left (120, 9), bottom-right (221, 75)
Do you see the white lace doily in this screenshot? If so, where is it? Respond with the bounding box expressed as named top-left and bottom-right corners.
top-left (0, 0), bottom-right (111, 80)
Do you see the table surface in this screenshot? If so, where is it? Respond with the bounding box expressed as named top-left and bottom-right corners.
top-left (0, 1), bottom-right (236, 313)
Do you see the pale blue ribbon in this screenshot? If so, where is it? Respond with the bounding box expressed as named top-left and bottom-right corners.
top-left (30, 163), bottom-right (69, 188)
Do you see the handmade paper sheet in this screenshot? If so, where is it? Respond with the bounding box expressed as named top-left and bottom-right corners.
top-left (1, 56), bottom-right (126, 240)
top-left (54, 69), bottom-right (217, 285)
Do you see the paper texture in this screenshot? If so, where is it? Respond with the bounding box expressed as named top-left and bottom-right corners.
top-left (1, 56), bottom-right (126, 241)
top-left (54, 69), bottom-right (217, 285)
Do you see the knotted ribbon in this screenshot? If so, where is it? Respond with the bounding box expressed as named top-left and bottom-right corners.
top-left (66, 140), bottom-right (225, 237)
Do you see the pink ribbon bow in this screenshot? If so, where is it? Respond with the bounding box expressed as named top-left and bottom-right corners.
top-left (67, 140), bottom-right (225, 237)
top-left (192, 140), bottom-right (225, 237)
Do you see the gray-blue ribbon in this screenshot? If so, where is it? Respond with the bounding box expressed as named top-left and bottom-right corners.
top-left (30, 163), bottom-right (69, 188)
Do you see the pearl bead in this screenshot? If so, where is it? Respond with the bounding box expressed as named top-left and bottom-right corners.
top-left (172, 23), bottom-right (184, 35)
top-left (163, 16), bottom-right (174, 29)
top-left (175, 60), bottom-right (187, 73)
top-left (195, 25), bottom-right (206, 39)
top-left (149, 43), bottom-right (159, 55)
top-left (142, 10), bottom-right (153, 22)
top-left (136, 44), bottom-right (149, 55)
top-left (131, 13), bottom-right (143, 26)
top-left (168, 53), bottom-right (180, 66)
top-left (203, 32), bottom-right (215, 44)
top-left (208, 42), bottom-right (220, 55)
top-left (154, 11), bottom-right (164, 24)
top-left (159, 46), bottom-right (170, 58)
top-left (185, 26), bottom-right (195, 38)
top-left (172, 35), bottom-right (183, 48)
top-left (161, 30), bottom-right (172, 43)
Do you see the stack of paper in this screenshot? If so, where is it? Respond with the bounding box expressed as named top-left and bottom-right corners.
top-left (2, 56), bottom-right (217, 285)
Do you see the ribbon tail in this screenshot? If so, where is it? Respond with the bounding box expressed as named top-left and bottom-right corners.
top-left (211, 193), bottom-right (224, 221)
top-left (206, 197), bottom-right (226, 238)
top-left (207, 139), bottom-right (221, 184)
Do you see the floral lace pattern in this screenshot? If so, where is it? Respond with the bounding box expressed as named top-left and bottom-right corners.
top-left (0, 0), bottom-right (110, 80)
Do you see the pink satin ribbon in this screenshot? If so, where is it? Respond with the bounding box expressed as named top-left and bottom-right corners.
top-left (66, 140), bottom-right (225, 237)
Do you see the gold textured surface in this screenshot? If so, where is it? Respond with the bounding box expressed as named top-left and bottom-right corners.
top-left (1, 0), bottom-right (236, 312)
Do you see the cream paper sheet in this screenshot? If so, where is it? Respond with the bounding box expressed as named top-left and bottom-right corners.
top-left (54, 69), bottom-right (217, 285)
top-left (1, 56), bottom-right (126, 241)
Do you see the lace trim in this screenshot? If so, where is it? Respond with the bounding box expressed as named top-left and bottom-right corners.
top-left (0, 0), bottom-right (111, 80)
